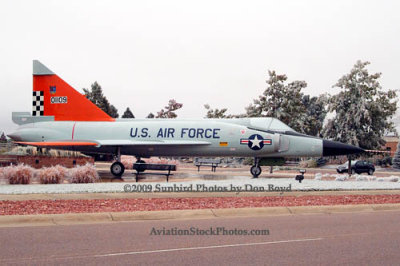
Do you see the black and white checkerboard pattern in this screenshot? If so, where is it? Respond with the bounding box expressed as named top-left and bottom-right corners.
top-left (32, 91), bottom-right (44, 116)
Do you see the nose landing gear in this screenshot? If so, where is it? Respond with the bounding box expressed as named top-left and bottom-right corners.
top-left (250, 157), bottom-right (262, 178)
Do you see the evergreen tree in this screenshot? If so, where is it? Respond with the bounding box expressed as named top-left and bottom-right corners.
top-left (0, 132), bottom-right (6, 143)
top-left (83, 81), bottom-right (119, 118)
top-left (156, 99), bottom-right (183, 118)
top-left (146, 113), bottom-right (155, 118)
top-left (323, 61), bottom-right (397, 149)
top-left (122, 107), bottom-right (135, 118)
top-left (393, 142), bottom-right (400, 169)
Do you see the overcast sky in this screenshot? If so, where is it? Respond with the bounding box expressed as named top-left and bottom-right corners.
top-left (1, 0), bottom-right (399, 134)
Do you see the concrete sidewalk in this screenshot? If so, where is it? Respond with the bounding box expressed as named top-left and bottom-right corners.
top-left (96, 163), bottom-right (400, 181)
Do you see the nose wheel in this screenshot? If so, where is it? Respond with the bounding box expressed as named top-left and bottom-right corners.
top-left (110, 146), bottom-right (125, 178)
top-left (250, 157), bottom-right (262, 178)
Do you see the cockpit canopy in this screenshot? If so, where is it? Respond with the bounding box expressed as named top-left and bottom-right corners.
top-left (249, 117), bottom-right (295, 132)
top-left (218, 117), bottom-right (296, 132)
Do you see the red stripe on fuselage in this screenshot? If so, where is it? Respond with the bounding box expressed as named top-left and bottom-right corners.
top-left (72, 122), bottom-right (76, 140)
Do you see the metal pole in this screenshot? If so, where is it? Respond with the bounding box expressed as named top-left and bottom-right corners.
top-left (116, 146), bottom-right (121, 162)
top-left (348, 155), bottom-right (352, 176)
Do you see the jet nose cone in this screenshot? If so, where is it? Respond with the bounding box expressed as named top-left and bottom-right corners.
top-left (323, 139), bottom-right (365, 156)
top-left (7, 132), bottom-right (21, 141)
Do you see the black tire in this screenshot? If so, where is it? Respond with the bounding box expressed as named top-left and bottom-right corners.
top-left (368, 169), bottom-right (374, 175)
top-left (111, 162), bottom-right (125, 177)
top-left (250, 165), bottom-right (262, 178)
top-left (337, 170), bottom-right (342, 174)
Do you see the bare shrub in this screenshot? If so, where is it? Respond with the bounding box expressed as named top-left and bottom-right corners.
top-left (147, 157), bottom-right (180, 166)
top-left (38, 165), bottom-right (68, 184)
top-left (54, 165), bottom-right (68, 178)
top-left (121, 156), bottom-right (180, 170)
top-left (0, 168), bottom-right (5, 184)
top-left (121, 155), bottom-right (135, 170)
top-left (299, 159), bottom-right (317, 168)
top-left (69, 163), bottom-right (99, 183)
top-left (4, 164), bottom-right (35, 184)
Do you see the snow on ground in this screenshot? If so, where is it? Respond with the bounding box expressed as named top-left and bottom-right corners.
top-left (313, 172), bottom-right (400, 182)
top-left (1, 176), bottom-right (400, 194)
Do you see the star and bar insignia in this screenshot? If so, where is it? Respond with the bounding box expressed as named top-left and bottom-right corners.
top-left (240, 134), bottom-right (272, 150)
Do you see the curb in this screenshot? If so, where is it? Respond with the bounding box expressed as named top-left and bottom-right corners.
top-left (1, 203), bottom-right (400, 227)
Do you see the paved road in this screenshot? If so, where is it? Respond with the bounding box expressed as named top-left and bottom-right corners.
top-left (1, 211), bottom-right (400, 265)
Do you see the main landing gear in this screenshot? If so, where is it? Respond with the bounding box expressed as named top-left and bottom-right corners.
top-left (111, 162), bottom-right (125, 177)
top-left (250, 157), bottom-right (262, 178)
top-left (110, 147), bottom-right (125, 178)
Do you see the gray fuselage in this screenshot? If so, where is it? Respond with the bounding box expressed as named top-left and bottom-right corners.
top-left (10, 117), bottom-right (323, 158)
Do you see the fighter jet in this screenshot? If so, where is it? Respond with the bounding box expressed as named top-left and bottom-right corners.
top-left (8, 61), bottom-right (364, 178)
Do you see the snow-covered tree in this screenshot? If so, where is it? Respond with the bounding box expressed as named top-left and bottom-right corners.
top-left (122, 107), bottom-right (135, 118)
top-left (201, 71), bottom-right (327, 134)
top-left (302, 94), bottom-right (328, 136)
top-left (323, 61), bottom-right (397, 149)
top-left (245, 71), bottom-right (309, 133)
top-left (204, 104), bottom-right (229, 118)
top-left (156, 99), bottom-right (183, 118)
top-left (246, 71), bottom-right (287, 118)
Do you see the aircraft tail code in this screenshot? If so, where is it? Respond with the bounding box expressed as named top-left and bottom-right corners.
top-left (32, 60), bottom-right (114, 122)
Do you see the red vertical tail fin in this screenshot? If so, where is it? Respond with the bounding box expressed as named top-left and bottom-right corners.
top-left (32, 60), bottom-right (114, 121)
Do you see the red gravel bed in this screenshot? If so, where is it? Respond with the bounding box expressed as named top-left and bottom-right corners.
top-left (1, 195), bottom-right (400, 216)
